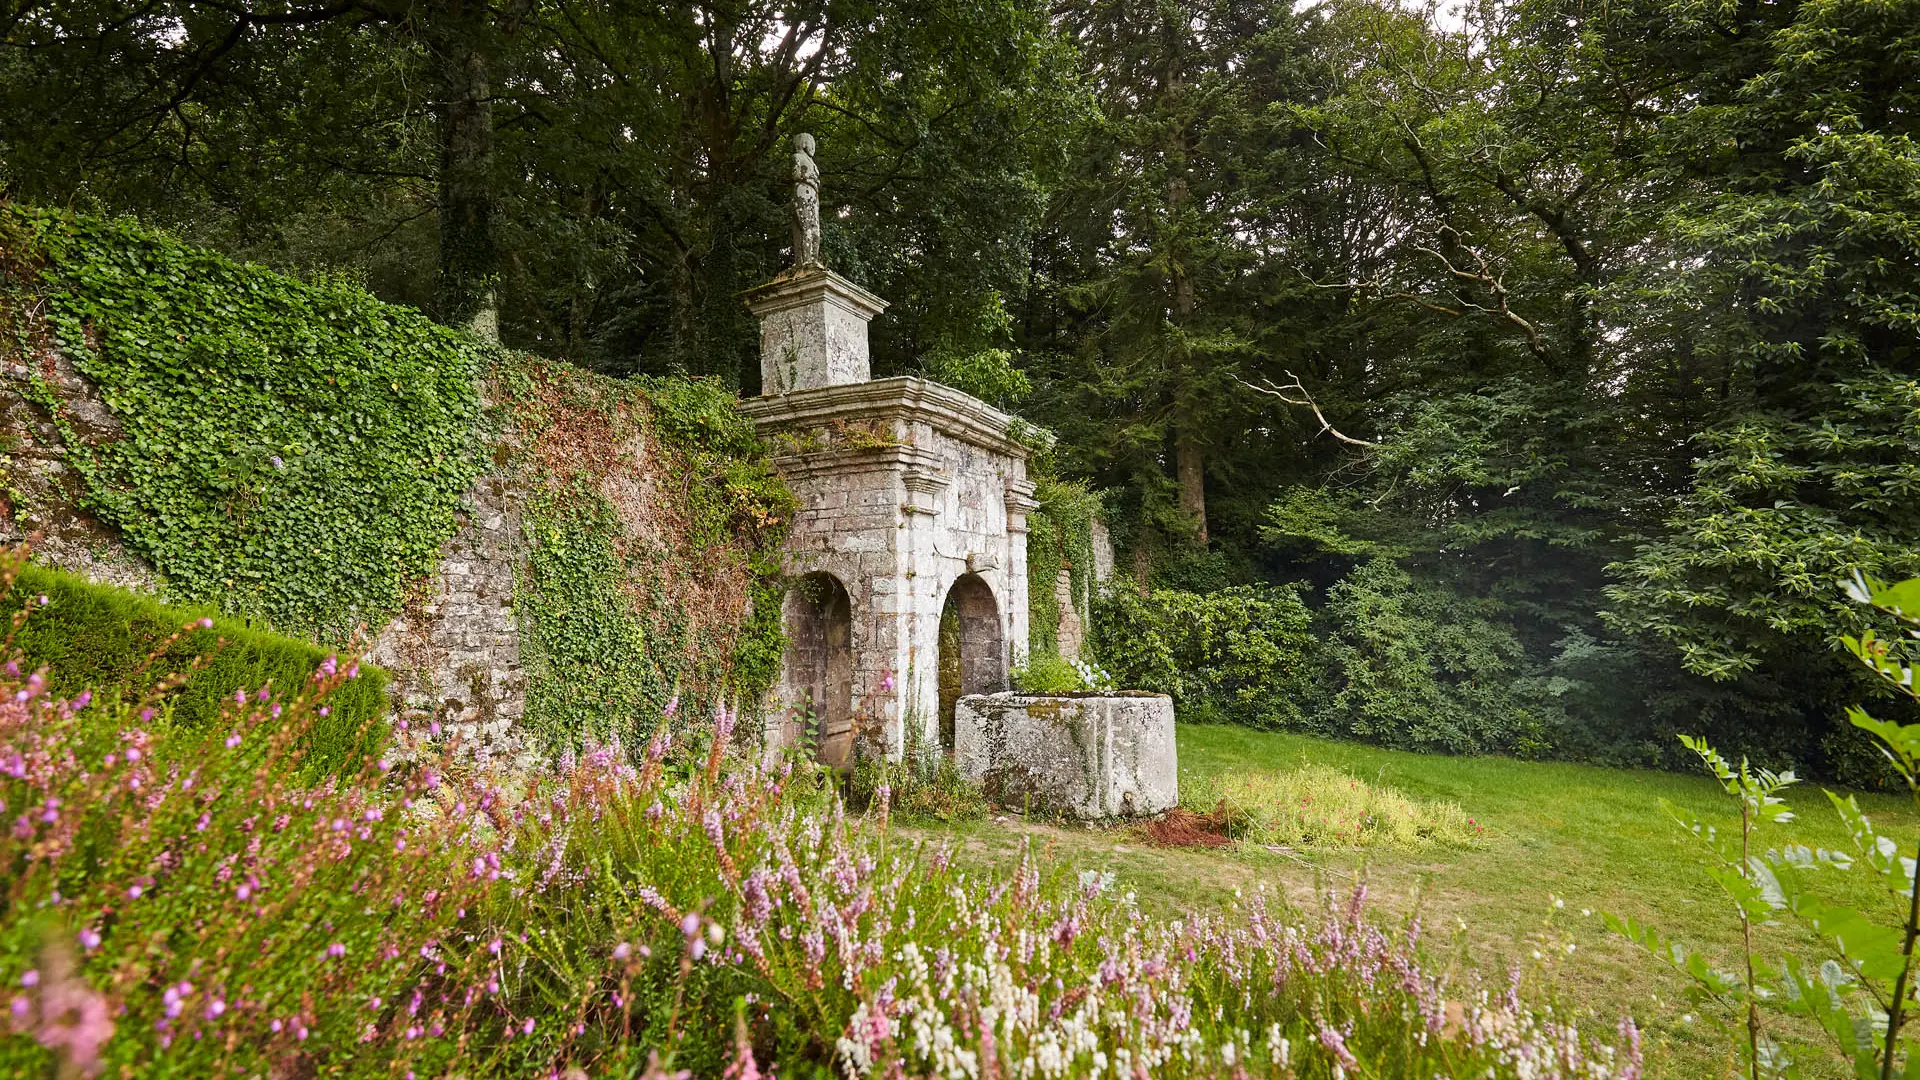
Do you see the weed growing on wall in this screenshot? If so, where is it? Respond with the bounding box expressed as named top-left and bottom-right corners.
top-left (1026, 476), bottom-right (1101, 657)
top-left (495, 355), bottom-right (791, 752)
top-left (0, 206), bottom-right (483, 639)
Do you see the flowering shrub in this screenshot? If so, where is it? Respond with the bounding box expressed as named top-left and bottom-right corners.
top-left (1, 552), bottom-right (1642, 1078)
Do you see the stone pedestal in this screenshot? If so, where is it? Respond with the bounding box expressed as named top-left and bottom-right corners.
top-left (954, 692), bottom-right (1177, 819)
top-left (743, 268), bottom-right (888, 394)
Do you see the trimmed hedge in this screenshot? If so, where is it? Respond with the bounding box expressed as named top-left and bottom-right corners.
top-left (4, 563), bottom-right (389, 772)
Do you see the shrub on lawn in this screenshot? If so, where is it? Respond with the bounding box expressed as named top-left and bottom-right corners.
top-left (0, 554), bottom-right (1643, 1079)
top-left (1, 562), bottom-right (389, 773)
top-left (1312, 559), bottom-right (1549, 757)
top-left (1184, 762), bottom-right (1484, 849)
top-left (1093, 583), bottom-right (1316, 727)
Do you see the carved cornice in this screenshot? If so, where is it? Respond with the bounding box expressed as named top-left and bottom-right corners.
top-left (741, 376), bottom-right (1051, 460)
top-left (741, 266), bottom-right (888, 319)
top-left (770, 443), bottom-right (944, 482)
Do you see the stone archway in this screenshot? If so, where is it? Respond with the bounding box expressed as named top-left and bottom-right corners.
top-left (779, 572), bottom-right (855, 768)
top-left (937, 573), bottom-right (1007, 753)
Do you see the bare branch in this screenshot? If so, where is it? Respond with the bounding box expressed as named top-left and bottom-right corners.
top-left (1235, 372), bottom-right (1382, 449)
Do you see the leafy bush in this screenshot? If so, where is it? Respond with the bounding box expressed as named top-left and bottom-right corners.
top-left (1313, 559), bottom-right (1548, 756)
top-left (1184, 762), bottom-right (1483, 850)
top-left (1009, 652), bottom-right (1086, 693)
top-left (3, 562), bottom-right (388, 772)
top-left (0, 557), bottom-right (1644, 1080)
top-left (1093, 583), bottom-right (1315, 727)
top-left (1, 205), bottom-right (483, 639)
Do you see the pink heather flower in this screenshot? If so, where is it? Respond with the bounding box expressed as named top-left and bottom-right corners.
top-left (664, 696), bottom-right (680, 719)
top-left (76, 929), bottom-right (99, 951)
top-left (73, 690), bottom-right (90, 708)
top-left (224, 734), bottom-right (241, 749)
top-left (880, 670), bottom-right (896, 693)
top-left (197, 618), bottom-right (213, 629)
top-left (36, 595), bottom-right (47, 606)
top-left (234, 689), bottom-right (246, 706)
top-left (236, 884), bottom-right (251, 902)
top-left (19, 971), bottom-right (38, 988)
top-left (10, 996), bottom-right (27, 1022)
top-left (125, 886), bottom-right (142, 900)
top-left (521, 1017), bottom-right (535, 1036)
top-left (613, 943), bottom-right (632, 961)
top-left (124, 748), bottom-right (140, 763)
top-left (34, 974), bottom-right (113, 1071)
top-left (326, 944), bottom-right (346, 959)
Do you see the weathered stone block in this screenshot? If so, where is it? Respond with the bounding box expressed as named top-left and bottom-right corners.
top-left (954, 692), bottom-right (1177, 819)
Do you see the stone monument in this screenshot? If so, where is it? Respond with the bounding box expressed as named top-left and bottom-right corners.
top-left (741, 134), bottom-right (1041, 766)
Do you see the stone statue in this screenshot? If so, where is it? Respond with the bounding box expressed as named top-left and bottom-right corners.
top-left (791, 132), bottom-right (822, 269)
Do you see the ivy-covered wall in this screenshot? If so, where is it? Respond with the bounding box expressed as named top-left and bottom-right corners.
top-left (491, 357), bottom-right (791, 753)
top-left (1026, 476), bottom-right (1102, 659)
top-left (1, 206), bottom-right (792, 758)
top-left (0, 205), bottom-right (484, 640)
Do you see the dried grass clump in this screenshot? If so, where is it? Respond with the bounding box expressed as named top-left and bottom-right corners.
top-left (1181, 762), bottom-right (1483, 850)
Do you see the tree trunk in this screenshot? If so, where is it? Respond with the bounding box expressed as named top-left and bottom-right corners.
top-left (431, 0), bottom-right (498, 334)
top-left (1175, 425), bottom-right (1207, 547)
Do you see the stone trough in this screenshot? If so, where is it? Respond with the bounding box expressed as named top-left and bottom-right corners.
top-left (953, 692), bottom-right (1177, 820)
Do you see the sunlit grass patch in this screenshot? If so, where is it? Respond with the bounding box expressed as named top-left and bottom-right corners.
top-left (1183, 762), bottom-right (1484, 849)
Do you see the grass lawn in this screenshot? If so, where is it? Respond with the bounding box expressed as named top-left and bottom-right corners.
top-left (900, 723), bottom-right (1920, 1079)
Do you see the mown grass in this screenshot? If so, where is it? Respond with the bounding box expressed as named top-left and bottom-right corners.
top-left (904, 723), bottom-right (1920, 1079)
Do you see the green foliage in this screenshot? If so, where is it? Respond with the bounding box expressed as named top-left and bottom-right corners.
top-left (1009, 653), bottom-right (1089, 693)
top-left (497, 356), bottom-right (792, 753)
top-left (1025, 476), bottom-right (1101, 658)
top-left (846, 751), bottom-right (991, 824)
top-left (1183, 762), bottom-right (1481, 850)
top-left (1093, 583), bottom-right (1314, 728)
top-left (3, 562), bottom-right (388, 773)
top-left (1602, 0), bottom-right (1920, 682)
top-left (1314, 560), bottom-right (1547, 757)
top-left (0, 205), bottom-right (483, 639)
top-left (1607, 574), bottom-right (1920, 1079)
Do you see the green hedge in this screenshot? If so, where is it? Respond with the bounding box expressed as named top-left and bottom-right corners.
top-left (4, 564), bottom-right (389, 772)
top-left (1092, 584), bottom-right (1316, 728)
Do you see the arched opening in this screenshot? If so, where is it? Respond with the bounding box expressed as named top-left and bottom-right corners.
top-left (937, 573), bottom-right (1007, 753)
top-left (780, 573), bottom-right (854, 769)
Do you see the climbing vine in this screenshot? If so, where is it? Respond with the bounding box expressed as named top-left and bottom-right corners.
top-left (1026, 476), bottom-right (1101, 659)
top-left (0, 205), bottom-right (483, 639)
top-left (495, 355), bottom-right (792, 752)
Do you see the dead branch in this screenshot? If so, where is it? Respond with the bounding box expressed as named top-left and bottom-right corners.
top-left (1410, 239), bottom-right (1549, 360)
top-left (1235, 372), bottom-right (1382, 449)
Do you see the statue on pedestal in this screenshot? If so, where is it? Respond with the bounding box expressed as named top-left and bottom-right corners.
top-left (792, 132), bottom-right (822, 269)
